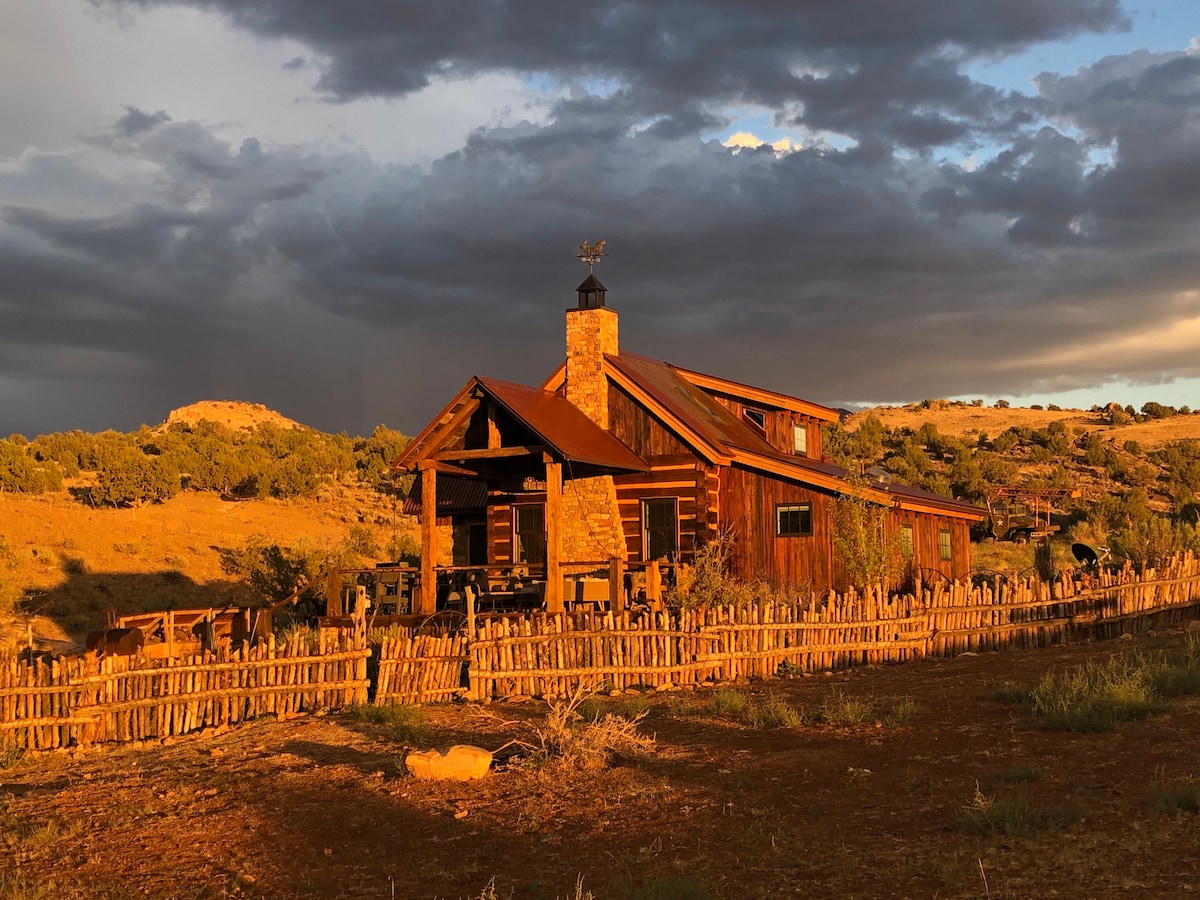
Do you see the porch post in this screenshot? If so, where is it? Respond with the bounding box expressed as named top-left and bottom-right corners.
top-left (418, 460), bottom-right (438, 616)
top-left (545, 459), bottom-right (563, 613)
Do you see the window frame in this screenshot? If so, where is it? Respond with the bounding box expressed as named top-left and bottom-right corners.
top-left (775, 502), bottom-right (814, 538)
top-left (792, 423), bottom-right (808, 457)
top-left (743, 408), bottom-right (766, 432)
top-left (938, 528), bottom-right (953, 561)
top-left (512, 503), bottom-right (546, 565)
top-left (641, 497), bottom-right (679, 562)
top-left (899, 523), bottom-right (915, 559)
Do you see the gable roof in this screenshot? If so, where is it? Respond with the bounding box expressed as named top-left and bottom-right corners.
top-left (392, 375), bottom-right (647, 473)
top-left (600, 353), bottom-right (983, 520)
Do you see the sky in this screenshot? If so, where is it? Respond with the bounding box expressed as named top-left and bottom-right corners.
top-left (2, 0), bottom-right (1200, 438)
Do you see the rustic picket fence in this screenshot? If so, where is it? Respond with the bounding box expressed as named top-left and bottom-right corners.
top-left (1, 628), bottom-right (368, 752)
top-left (373, 554), bottom-right (1200, 702)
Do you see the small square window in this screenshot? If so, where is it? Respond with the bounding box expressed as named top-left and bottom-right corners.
top-left (776, 503), bottom-right (813, 536)
top-left (938, 529), bottom-right (952, 561)
top-left (793, 424), bottom-right (808, 456)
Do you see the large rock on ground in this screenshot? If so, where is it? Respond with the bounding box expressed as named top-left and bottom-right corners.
top-left (406, 745), bottom-right (492, 781)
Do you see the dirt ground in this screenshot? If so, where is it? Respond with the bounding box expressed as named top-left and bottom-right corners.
top-left (3, 632), bottom-right (1199, 899)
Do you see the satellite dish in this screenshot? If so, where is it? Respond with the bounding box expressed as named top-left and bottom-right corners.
top-left (1071, 542), bottom-right (1099, 567)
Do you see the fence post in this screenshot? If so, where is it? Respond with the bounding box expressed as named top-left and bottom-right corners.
top-left (647, 561), bottom-right (662, 609)
top-left (610, 557), bottom-right (625, 613)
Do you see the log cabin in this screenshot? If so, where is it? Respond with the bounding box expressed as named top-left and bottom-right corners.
top-left (393, 272), bottom-right (985, 613)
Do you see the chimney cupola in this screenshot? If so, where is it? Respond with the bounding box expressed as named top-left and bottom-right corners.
top-left (576, 273), bottom-right (607, 309)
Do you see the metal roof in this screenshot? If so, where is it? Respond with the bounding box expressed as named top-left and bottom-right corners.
top-left (402, 474), bottom-right (488, 516)
top-left (474, 377), bottom-right (648, 472)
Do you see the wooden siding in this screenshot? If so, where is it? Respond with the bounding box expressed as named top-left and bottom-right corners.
top-left (608, 383), bottom-right (691, 458)
top-left (708, 394), bottom-right (824, 460)
top-left (718, 466), bottom-right (836, 591)
top-left (891, 510), bottom-right (971, 582)
top-left (486, 492), bottom-right (547, 566)
top-left (614, 456), bottom-right (707, 561)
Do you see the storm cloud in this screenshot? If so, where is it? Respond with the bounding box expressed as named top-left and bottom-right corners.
top-left (2, 1), bottom-right (1198, 435)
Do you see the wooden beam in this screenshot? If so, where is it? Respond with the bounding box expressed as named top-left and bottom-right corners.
top-left (487, 400), bottom-right (501, 449)
top-left (545, 461), bottom-right (563, 614)
top-left (393, 394), bottom-right (481, 471)
top-left (418, 466), bottom-right (437, 616)
top-left (423, 460), bottom-right (478, 478)
top-left (434, 446), bottom-right (542, 461)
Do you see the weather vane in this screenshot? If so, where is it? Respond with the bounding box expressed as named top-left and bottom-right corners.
top-left (576, 239), bottom-right (607, 273)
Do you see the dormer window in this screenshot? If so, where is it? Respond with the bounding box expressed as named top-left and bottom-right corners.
top-left (744, 408), bottom-right (766, 431)
top-left (793, 424), bottom-right (808, 456)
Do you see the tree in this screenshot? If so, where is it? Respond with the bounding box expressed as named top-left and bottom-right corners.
top-left (830, 490), bottom-right (905, 591)
top-left (93, 446), bottom-right (179, 507)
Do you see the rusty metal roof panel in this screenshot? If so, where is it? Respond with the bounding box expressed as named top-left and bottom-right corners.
top-left (881, 481), bottom-right (987, 518)
top-left (402, 474), bottom-right (488, 516)
top-left (476, 377), bottom-right (648, 472)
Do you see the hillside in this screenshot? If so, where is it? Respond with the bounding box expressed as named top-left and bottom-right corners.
top-left (162, 400), bottom-right (305, 431)
top-left (847, 402), bottom-right (1200, 447)
top-left (0, 482), bottom-right (414, 653)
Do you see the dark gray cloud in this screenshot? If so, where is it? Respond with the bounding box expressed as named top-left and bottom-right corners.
top-left (4, 3), bottom-right (1199, 438)
top-left (102, 0), bottom-right (1125, 145)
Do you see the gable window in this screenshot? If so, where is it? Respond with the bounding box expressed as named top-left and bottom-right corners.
top-left (744, 408), bottom-right (766, 431)
top-left (513, 504), bottom-right (546, 565)
top-left (643, 498), bottom-right (678, 561)
top-left (792, 424), bottom-right (808, 456)
top-left (776, 503), bottom-right (813, 537)
top-left (899, 524), bottom-right (915, 559)
top-left (938, 529), bottom-right (952, 561)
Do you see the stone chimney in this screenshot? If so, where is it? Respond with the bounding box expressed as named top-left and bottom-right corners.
top-left (565, 274), bottom-right (617, 429)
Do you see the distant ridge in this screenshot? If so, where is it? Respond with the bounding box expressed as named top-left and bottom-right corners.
top-left (163, 400), bottom-right (305, 432)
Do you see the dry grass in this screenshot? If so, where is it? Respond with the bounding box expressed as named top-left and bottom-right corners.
top-left (0, 484), bottom-right (409, 645)
top-left (524, 688), bottom-right (655, 772)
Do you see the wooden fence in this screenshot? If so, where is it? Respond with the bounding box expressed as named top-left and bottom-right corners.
top-left (1, 629), bottom-right (368, 752)
top-left (374, 554), bottom-right (1200, 701)
top-left (7, 559), bottom-right (1200, 746)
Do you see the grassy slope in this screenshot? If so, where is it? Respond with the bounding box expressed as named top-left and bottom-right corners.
top-left (0, 482), bottom-right (413, 651)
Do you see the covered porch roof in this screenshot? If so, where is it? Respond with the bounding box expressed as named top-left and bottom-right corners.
top-left (392, 375), bottom-right (648, 476)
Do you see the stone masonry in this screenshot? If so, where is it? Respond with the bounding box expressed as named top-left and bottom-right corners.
top-left (565, 306), bottom-right (618, 427)
top-left (564, 305), bottom-right (626, 561)
top-left (562, 475), bottom-right (627, 561)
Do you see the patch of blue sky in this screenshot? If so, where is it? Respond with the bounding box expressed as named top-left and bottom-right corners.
top-left (964, 0), bottom-right (1198, 96)
top-left (518, 71), bottom-right (622, 98)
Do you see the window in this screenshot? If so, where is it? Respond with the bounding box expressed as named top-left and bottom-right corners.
top-left (792, 424), bottom-right (808, 456)
top-left (642, 498), bottom-right (678, 561)
top-left (938, 529), bottom-right (952, 561)
top-left (513, 504), bottom-right (546, 565)
top-left (899, 524), bottom-right (914, 559)
top-left (744, 408), bottom-right (766, 431)
top-left (776, 503), bottom-right (813, 537)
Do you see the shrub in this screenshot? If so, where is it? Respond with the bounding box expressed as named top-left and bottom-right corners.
top-left (957, 785), bottom-right (1082, 835)
top-left (1149, 769), bottom-right (1200, 814)
top-left (1028, 658), bottom-right (1161, 732)
top-left (349, 704), bottom-right (428, 744)
top-left (667, 529), bottom-right (757, 609)
top-left (524, 689), bottom-right (655, 771)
